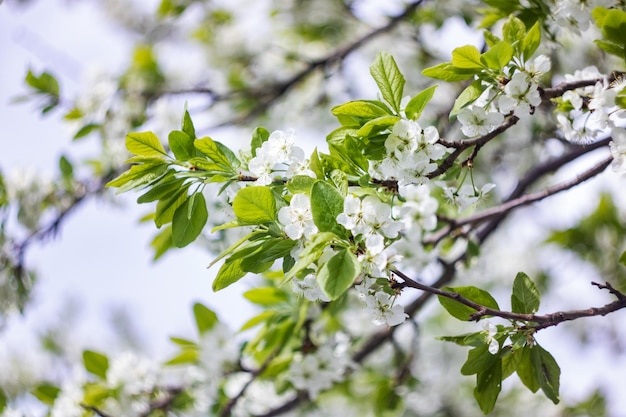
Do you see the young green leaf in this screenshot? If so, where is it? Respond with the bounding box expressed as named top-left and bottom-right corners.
top-left (405, 85), bottom-right (438, 121)
top-left (32, 383), bottom-right (61, 406)
top-left (195, 137), bottom-right (235, 171)
top-left (502, 16), bottom-right (527, 49)
top-left (422, 62), bottom-right (476, 82)
top-left (251, 126), bottom-right (270, 157)
top-left (452, 45), bottom-right (484, 70)
top-left (193, 302), bottom-right (218, 334)
top-left (171, 193), bottom-right (209, 248)
top-left (511, 272), bottom-right (541, 314)
top-left (438, 286), bottom-right (500, 321)
top-left (155, 185), bottom-right (190, 227)
top-left (83, 350), bottom-right (109, 380)
top-left (450, 80), bottom-right (483, 118)
top-left (232, 186), bottom-right (277, 224)
top-left (356, 115), bottom-right (400, 137)
top-left (480, 41), bottom-right (514, 70)
top-left (461, 345), bottom-right (499, 376)
top-left (136, 174), bottom-right (184, 204)
top-left (370, 52), bottom-right (405, 113)
top-left (522, 22), bottom-right (542, 59)
top-left (310, 181), bottom-right (345, 235)
top-left (126, 131), bottom-right (168, 157)
top-left (182, 109), bottom-right (196, 139)
top-left (168, 130), bottom-right (195, 161)
top-left (331, 100), bottom-right (391, 122)
top-left (165, 349), bottom-right (199, 365)
top-left (244, 287), bottom-right (289, 306)
top-left (106, 162), bottom-right (169, 194)
top-left (317, 248), bottom-right (361, 300)
top-left (212, 257), bottom-right (247, 291)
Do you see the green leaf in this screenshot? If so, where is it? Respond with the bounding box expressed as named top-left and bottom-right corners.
top-left (0, 389), bottom-right (6, 412)
top-left (155, 185), bottom-right (190, 227)
top-left (483, 30), bottom-right (501, 48)
top-left (356, 115), bottom-right (400, 137)
top-left (594, 39), bottom-right (625, 60)
top-left (240, 310), bottom-right (275, 331)
top-left (310, 181), bottom-right (345, 235)
top-left (422, 62), bottom-right (477, 82)
top-left (597, 8), bottom-right (626, 45)
top-left (213, 257), bottom-right (247, 291)
top-left (450, 80), bottom-right (483, 118)
top-left (286, 175), bottom-right (317, 195)
top-left (317, 249), bottom-right (361, 300)
top-left (502, 16), bottom-right (527, 48)
top-left (151, 225), bottom-right (173, 260)
top-left (172, 193), bottom-right (208, 248)
top-left (516, 345), bottom-right (540, 392)
top-left (73, 123), bottom-right (100, 140)
top-left (168, 131), bottom-right (195, 161)
top-left (169, 337), bottom-right (197, 348)
top-left (244, 287), bottom-right (289, 306)
top-left (522, 22), bottom-right (542, 58)
top-left (284, 232), bottom-right (336, 280)
top-left (474, 357), bottom-right (502, 414)
top-left (369, 52), bottom-right (405, 113)
top-left (137, 174), bottom-right (185, 203)
top-left (83, 350), bottom-right (109, 379)
top-left (232, 186), bottom-right (277, 224)
top-left (480, 41), bottom-right (514, 70)
top-left (620, 250), bottom-right (626, 266)
top-left (193, 302), bottom-right (218, 334)
top-left (32, 383), bottom-right (61, 405)
top-left (165, 349), bottom-right (198, 365)
top-left (532, 344), bottom-right (561, 404)
top-left (451, 45), bottom-right (484, 70)
top-left (59, 155), bottom-right (73, 179)
top-left (251, 127), bottom-right (270, 157)
top-left (405, 85), bottom-right (438, 121)
top-left (437, 286), bottom-right (500, 321)
top-left (511, 272), bottom-right (541, 314)
top-left (461, 345), bottom-right (499, 376)
top-left (331, 100), bottom-right (390, 122)
top-left (106, 162), bottom-right (168, 193)
top-left (182, 109), bottom-right (196, 139)
top-left (126, 131), bottom-right (167, 157)
top-left (195, 137), bottom-right (235, 170)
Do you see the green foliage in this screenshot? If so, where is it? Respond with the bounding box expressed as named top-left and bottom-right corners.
top-left (232, 186), bottom-right (277, 224)
top-left (370, 52), bottom-right (405, 114)
top-left (592, 7), bottom-right (626, 62)
top-left (511, 272), bottom-right (541, 314)
top-left (22, 69), bottom-right (60, 114)
top-left (83, 350), bottom-right (109, 380)
top-left (193, 302), bottom-right (218, 334)
top-left (317, 248), bottom-right (361, 300)
top-left (310, 181), bottom-right (346, 236)
top-left (405, 85), bottom-right (438, 121)
top-left (438, 286), bottom-right (500, 321)
top-left (32, 383), bottom-right (61, 406)
top-left (171, 193), bottom-right (208, 248)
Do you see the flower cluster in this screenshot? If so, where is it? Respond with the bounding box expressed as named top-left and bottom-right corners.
top-left (369, 119), bottom-right (449, 185)
top-left (556, 67), bottom-right (626, 144)
top-left (287, 344), bottom-right (353, 398)
top-left (247, 129), bottom-right (315, 185)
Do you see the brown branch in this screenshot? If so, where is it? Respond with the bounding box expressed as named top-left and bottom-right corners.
top-left (425, 153), bottom-right (612, 244)
top-left (540, 72), bottom-right (623, 100)
top-left (393, 270), bottom-right (626, 331)
top-left (81, 404), bottom-right (115, 417)
top-left (214, 0), bottom-right (425, 127)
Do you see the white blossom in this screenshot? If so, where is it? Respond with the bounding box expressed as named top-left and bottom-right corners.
top-left (457, 106), bottom-right (504, 138)
top-left (443, 183), bottom-right (495, 213)
top-left (482, 321), bottom-right (499, 355)
top-left (278, 194), bottom-right (318, 240)
top-left (287, 345), bottom-right (352, 398)
top-left (292, 273), bottom-right (331, 302)
top-left (610, 127), bottom-right (626, 175)
top-left (108, 352), bottom-right (159, 396)
top-left (362, 291), bottom-right (408, 326)
top-left (498, 72), bottom-right (541, 117)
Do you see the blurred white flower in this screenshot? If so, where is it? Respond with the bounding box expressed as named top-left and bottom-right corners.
top-left (610, 127), bottom-right (626, 175)
top-left (292, 273), bottom-right (330, 302)
top-left (482, 321), bottom-right (499, 355)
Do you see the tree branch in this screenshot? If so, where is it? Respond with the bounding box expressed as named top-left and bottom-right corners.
top-left (392, 269), bottom-right (626, 331)
top-left (425, 153), bottom-right (612, 244)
